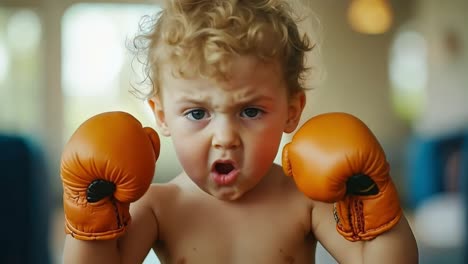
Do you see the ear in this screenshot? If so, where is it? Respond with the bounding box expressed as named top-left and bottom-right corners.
top-left (284, 91), bottom-right (306, 133)
top-left (148, 97), bottom-right (171, 136)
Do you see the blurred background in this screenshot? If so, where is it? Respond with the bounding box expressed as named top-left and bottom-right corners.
top-left (0, 0), bottom-right (466, 263)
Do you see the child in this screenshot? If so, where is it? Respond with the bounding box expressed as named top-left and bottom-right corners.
top-left (62, 0), bottom-right (418, 263)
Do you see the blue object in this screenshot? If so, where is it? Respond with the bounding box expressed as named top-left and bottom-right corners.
top-left (0, 134), bottom-right (52, 264)
top-left (405, 132), bottom-right (467, 209)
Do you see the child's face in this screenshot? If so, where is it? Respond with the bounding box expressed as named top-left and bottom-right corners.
top-left (150, 56), bottom-right (304, 201)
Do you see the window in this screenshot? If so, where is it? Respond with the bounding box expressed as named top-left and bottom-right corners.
top-left (0, 8), bottom-right (42, 137)
top-left (61, 3), bottom-right (181, 183)
top-left (389, 23), bottom-right (428, 122)
top-left (61, 3), bottom-right (158, 135)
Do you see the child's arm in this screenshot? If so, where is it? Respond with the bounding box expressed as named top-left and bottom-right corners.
top-left (63, 189), bottom-right (159, 263)
top-left (282, 112), bottom-right (419, 262)
top-left (63, 237), bottom-right (120, 263)
top-left (60, 112), bottom-right (161, 263)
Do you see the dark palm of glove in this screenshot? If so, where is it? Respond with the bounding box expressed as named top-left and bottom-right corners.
top-left (61, 111), bottom-right (160, 240)
top-left (282, 112), bottom-right (401, 241)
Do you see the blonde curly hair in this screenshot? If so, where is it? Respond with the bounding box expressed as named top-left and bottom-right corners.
top-left (133, 0), bottom-right (314, 99)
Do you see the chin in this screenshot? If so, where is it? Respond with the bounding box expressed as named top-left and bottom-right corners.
top-left (210, 187), bottom-right (244, 201)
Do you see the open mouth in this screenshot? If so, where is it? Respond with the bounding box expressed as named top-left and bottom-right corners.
top-left (211, 160), bottom-right (239, 185)
top-left (214, 162), bottom-right (235, 175)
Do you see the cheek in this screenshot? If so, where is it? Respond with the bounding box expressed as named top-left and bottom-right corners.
top-left (170, 130), bottom-right (208, 180)
top-left (246, 125), bottom-right (284, 169)
top-left (254, 135), bottom-right (282, 158)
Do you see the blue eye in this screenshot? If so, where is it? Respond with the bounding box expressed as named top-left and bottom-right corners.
top-left (186, 109), bottom-right (208, 121)
top-left (241, 108), bottom-right (263, 119)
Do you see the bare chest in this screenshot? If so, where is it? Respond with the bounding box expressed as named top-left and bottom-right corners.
top-left (154, 192), bottom-right (315, 264)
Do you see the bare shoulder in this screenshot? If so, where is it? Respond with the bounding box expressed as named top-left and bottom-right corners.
top-left (140, 174), bottom-right (188, 212)
top-left (273, 164), bottom-right (312, 199)
top-left (119, 176), bottom-right (189, 261)
top-left (265, 164), bottom-right (314, 212)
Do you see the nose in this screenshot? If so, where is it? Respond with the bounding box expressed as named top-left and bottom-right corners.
top-left (212, 118), bottom-right (240, 149)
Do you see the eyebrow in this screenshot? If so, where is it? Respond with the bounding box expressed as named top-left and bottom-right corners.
top-left (174, 94), bottom-right (275, 107)
top-left (241, 95), bottom-right (275, 104)
top-left (173, 95), bottom-right (208, 104)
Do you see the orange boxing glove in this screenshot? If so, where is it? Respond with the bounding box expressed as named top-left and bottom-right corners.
top-left (282, 112), bottom-right (402, 241)
top-left (61, 111), bottom-right (160, 240)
